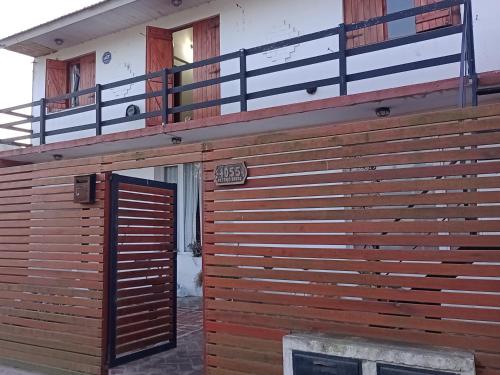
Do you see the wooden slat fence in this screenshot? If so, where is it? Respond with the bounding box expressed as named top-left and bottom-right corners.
top-left (202, 104), bottom-right (500, 375)
top-left (0, 165), bottom-right (105, 375)
top-left (2, 103), bottom-right (500, 374)
top-left (0, 144), bottom-right (202, 375)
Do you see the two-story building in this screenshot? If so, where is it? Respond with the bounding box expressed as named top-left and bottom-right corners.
top-left (0, 0), bottom-right (500, 374)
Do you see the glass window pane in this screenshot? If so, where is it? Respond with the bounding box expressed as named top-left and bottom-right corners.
top-left (387, 0), bottom-right (416, 39)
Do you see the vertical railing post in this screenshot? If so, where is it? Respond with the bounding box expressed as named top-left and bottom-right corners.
top-left (338, 23), bottom-right (347, 96)
top-left (162, 68), bottom-right (169, 125)
top-left (95, 84), bottom-right (102, 136)
top-left (466, 0), bottom-right (478, 106)
top-left (458, 1), bottom-right (468, 108)
top-left (239, 48), bottom-right (248, 112)
top-left (39, 98), bottom-right (46, 145)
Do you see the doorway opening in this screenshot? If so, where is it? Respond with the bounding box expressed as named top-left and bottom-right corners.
top-left (106, 166), bottom-right (203, 374)
top-left (145, 16), bottom-right (221, 127)
top-left (172, 27), bottom-right (194, 123)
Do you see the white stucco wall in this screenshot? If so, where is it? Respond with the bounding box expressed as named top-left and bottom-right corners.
top-left (30, 0), bottom-right (500, 145)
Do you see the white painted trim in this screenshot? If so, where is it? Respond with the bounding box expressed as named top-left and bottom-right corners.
top-left (0, 0), bottom-right (136, 48)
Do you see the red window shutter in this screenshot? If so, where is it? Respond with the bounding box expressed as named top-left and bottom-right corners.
top-left (343, 0), bottom-right (386, 49)
top-left (193, 16), bottom-right (220, 120)
top-left (79, 53), bottom-right (96, 106)
top-left (45, 59), bottom-right (68, 112)
top-left (415, 0), bottom-right (461, 32)
top-left (145, 26), bottom-right (173, 127)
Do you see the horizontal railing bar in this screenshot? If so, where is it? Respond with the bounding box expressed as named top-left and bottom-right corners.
top-left (0, 126), bottom-right (33, 134)
top-left (45, 87), bottom-right (96, 103)
top-left (0, 139), bottom-right (29, 147)
top-left (101, 90), bottom-right (162, 108)
top-left (170, 95), bottom-right (241, 114)
top-left (247, 27), bottom-right (340, 56)
top-left (45, 104), bottom-right (97, 120)
top-left (0, 118), bottom-right (37, 130)
top-left (101, 71), bottom-right (162, 91)
top-left (101, 110), bottom-right (162, 128)
top-left (247, 52), bottom-right (340, 78)
top-left (0, 109), bottom-right (32, 119)
top-left (170, 73), bottom-right (240, 94)
top-left (346, 0), bottom-right (465, 32)
top-left (0, 100), bottom-right (39, 112)
top-left (247, 77), bottom-right (340, 101)
top-left (1, 133), bottom-right (34, 142)
top-left (170, 52), bottom-right (240, 74)
top-left (347, 53), bottom-right (462, 82)
top-left (32, 122), bottom-right (98, 138)
top-left (347, 24), bottom-right (463, 57)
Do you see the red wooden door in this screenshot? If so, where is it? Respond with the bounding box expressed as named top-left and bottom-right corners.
top-left (45, 59), bottom-right (68, 112)
top-left (192, 16), bottom-right (220, 120)
top-left (79, 53), bottom-right (96, 106)
top-left (343, 0), bottom-right (386, 48)
top-left (146, 26), bottom-right (173, 127)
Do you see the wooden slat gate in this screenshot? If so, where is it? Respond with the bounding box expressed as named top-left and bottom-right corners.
top-left (107, 174), bottom-right (177, 367)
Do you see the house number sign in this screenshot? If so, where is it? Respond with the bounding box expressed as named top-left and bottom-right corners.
top-left (214, 162), bottom-right (248, 186)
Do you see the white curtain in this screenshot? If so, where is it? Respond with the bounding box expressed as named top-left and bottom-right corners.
top-left (165, 166), bottom-right (178, 184)
top-left (183, 163), bottom-right (200, 251)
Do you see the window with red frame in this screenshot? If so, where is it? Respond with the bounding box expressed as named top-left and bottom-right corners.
top-left (343, 0), bottom-right (461, 49)
top-left (45, 52), bottom-right (96, 112)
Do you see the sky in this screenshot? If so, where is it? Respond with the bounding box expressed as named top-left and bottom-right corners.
top-left (0, 0), bottom-right (102, 110)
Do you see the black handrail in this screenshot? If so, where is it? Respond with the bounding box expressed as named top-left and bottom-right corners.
top-left (0, 0), bottom-right (474, 147)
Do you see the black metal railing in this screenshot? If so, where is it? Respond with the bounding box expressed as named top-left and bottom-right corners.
top-left (0, 0), bottom-right (476, 148)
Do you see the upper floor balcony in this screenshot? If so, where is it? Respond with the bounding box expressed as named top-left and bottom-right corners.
top-left (0, 0), bottom-right (494, 162)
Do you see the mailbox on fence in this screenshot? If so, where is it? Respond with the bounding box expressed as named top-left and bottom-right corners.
top-left (74, 174), bottom-right (96, 204)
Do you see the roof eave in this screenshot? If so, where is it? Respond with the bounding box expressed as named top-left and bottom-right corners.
top-left (0, 0), bottom-right (135, 57)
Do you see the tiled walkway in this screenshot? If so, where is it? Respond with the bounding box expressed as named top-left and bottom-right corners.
top-left (0, 297), bottom-right (203, 375)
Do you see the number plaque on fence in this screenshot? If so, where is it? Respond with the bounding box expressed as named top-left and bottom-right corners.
top-left (214, 162), bottom-right (248, 186)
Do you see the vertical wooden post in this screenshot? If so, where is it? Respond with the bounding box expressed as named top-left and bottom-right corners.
top-left (101, 172), bottom-right (111, 375)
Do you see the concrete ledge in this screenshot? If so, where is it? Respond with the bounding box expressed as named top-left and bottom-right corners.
top-left (283, 334), bottom-right (475, 375)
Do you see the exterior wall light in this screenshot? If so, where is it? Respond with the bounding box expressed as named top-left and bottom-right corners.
top-left (53, 154), bottom-right (63, 161)
top-left (375, 107), bottom-right (391, 117)
top-left (171, 0), bottom-right (182, 6)
top-left (125, 104), bottom-right (140, 117)
top-left (171, 136), bottom-right (182, 145)
top-left (54, 38), bottom-right (64, 46)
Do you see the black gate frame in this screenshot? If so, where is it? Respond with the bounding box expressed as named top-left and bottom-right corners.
top-left (107, 174), bottom-right (178, 367)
